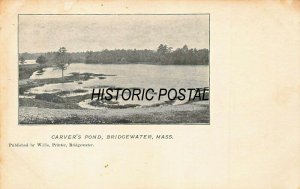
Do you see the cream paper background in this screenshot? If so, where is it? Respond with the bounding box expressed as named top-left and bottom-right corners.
top-left (0, 1), bottom-right (299, 189)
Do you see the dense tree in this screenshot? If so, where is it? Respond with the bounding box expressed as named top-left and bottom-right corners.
top-left (19, 56), bottom-right (26, 64)
top-left (36, 55), bottom-right (47, 67)
top-left (19, 45), bottom-right (209, 65)
top-left (54, 47), bottom-right (70, 79)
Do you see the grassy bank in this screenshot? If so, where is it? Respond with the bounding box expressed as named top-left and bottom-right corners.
top-left (19, 70), bottom-right (112, 95)
top-left (19, 64), bottom-right (40, 80)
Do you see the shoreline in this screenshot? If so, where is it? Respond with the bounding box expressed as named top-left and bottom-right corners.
top-left (19, 62), bottom-right (209, 80)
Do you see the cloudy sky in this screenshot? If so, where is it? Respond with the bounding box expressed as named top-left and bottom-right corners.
top-left (19, 14), bottom-right (209, 53)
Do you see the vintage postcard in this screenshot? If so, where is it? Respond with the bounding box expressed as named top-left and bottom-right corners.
top-left (1, 1), bottom-right (299, 189)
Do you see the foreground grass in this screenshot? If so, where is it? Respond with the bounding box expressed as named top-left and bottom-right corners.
top-left (19, 98), bottom-right (82, 109)
top-left (19, 102), bottom-right (209, 124)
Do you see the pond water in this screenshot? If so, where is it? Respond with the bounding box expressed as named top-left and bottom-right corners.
top-left (19, 59), bottom-right (37, 65)
top-left (27, 63), bottom-right (209, 109)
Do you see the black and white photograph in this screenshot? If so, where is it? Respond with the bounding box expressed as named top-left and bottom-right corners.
top-left (18, 14), bottom-right (210, 124)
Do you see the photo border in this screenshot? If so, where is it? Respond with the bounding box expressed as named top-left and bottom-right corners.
top-left (18, 13), bottom-right (210, 125)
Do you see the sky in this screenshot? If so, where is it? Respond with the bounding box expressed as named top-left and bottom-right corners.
top-left (19, 15), bottom-right (209, 53)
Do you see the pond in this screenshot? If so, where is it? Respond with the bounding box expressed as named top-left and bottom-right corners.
top-left (27, 63), bottom-right (209, 109)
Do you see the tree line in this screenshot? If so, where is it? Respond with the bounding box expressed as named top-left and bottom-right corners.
top-left (19, 44), bottom-right (209, 66)
top-left (19, 47), bottom-right (70, 79)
